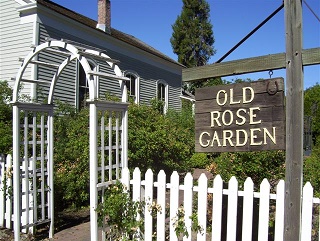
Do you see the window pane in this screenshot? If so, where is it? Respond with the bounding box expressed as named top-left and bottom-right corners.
top-left (158, 83), bottom-right (165, 101)
top-left (125, 74), bottom-right (136, 96)
top-left (130, 75), bottom-right (136, 96)
top-left (78, 64), bottom-right (89, 109)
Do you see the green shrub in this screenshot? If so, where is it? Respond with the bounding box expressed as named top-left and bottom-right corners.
top-left (304, 137), bottom-right (320, 197)
top-left (96, 181), bottom-right (144, 241)
top-left (0, 81), bottom-right (13, 154)
top-left (188, 153), bottom-right (211, 168)
top-left (54, 106), bottom-right (90, 210)
top-left (207, 150), bottom-right (285, 188)
top-left (53, 101), bottom-right (195, 210)
top-left (128, 103), bottom-right (194, 175)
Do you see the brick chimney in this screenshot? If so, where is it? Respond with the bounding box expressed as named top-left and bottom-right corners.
top-left (97, 0), bottom-right (111, 34)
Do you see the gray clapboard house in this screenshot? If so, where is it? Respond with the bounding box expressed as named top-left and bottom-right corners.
top-left (0, 0), bottom-right (185, 111)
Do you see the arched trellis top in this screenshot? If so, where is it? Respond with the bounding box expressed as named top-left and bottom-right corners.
top-left (12, 39), bottom-right (130, 241)
top-left (13, 39), bottom-right (130, 103)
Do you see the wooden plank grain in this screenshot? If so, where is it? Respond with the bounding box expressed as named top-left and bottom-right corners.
top-left (195, 78), bottom-right (284, 101)
top-left (183, 48), bottom-right (320, 82)
top-left (195, 92), bottom-right (284, 113)
top-left (195, 105), bottom-right (285, 126)
top-left (284, 0), bottom-right (304, 240)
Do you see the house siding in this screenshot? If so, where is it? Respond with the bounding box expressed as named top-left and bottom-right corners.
top-left (1, 0), bottom-right (182, 110)
top-left (37, 23), bottom-right (122, 105)
top-left (0, 0), bottom-right (34, 95)
top-left (37, 23), bottom-right (182, 110)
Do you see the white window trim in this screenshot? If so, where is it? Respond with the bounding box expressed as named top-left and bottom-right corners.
top-left (76, 59), bottom-right (98, 109)
top-left (156, 79), bottom-right (169, 114)
top-left (124, 70), bottom-right (140, 104)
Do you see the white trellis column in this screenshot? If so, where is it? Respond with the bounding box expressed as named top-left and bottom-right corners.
top-left (12, 104), bottom-right (21, 241)
top-left (90, 102), bottom-right (99, 241)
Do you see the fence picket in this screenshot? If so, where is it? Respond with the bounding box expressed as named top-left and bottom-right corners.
top-left (274, 180), bottom-right (284, 241)
top-left (121, 167), bottom-right (130, 190)
top-left (5, 155), bottom-right (12, 229)
top-left (156, 170), bottom-right (166, 241)
top-left (258, 179), bottom-right (270, 241)
top-left (183, 173), bottom-right (193, 241)
top-left (132, 168), bottom-right (142, 241)
top-left (170, 171), bottom-right (180, 241)
top-left (212, 175), bottom-right (223, 241)
top-left (197, 174), bottom-right (208, 241)
top-left (133, 168), bottom-right (142, 202)
top-left (0, 155), bottom-right (5, 227)
top-left (226, 176), bottom-right (238, 241)
top-left (144, 169), bottom-right (154, 241)
top-left (242, 177), bottom-right (254, 241)
top-left (301, 182), bottom-right (313, 241)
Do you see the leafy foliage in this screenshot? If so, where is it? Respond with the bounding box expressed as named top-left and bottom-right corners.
top-left (304, 136), bottom-right (320, 197)
top-left (207, 151), bottom-right (286, 188)
top-left (171, 0), bottom-right (215, 68)
top-left (54, 106), bottom-right (90, 209)
top-left (304, 83), bottom-right (320, 145)
top-left (53, 101), bottom-right (195, 210)
top-left (0, 81), bottom-right (13, 154)
top-left (171, 0), bottom-right (216, 94)
top-left (128, 102), bottom-right (194, 175)
top-left (96, 181), bottom-right (144, 241)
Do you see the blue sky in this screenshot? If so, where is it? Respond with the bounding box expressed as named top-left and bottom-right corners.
top-left (52, 0), bottom-right (320, 89)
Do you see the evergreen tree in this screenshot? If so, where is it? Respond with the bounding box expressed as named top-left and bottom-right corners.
top-left (170, 0), bottom-right (215, 68)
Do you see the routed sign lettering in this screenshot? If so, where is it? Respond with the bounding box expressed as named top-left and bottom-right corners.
top-left (195, 78), bottom-right (285, 152)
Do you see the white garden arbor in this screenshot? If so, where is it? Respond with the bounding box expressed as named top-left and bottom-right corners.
top-left (12, 39), bottom-right (129, 241)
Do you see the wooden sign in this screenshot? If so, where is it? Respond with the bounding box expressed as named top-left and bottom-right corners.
top-left (195, 78), bottom-right (285, 152)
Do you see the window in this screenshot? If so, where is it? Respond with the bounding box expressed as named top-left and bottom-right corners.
top-left (157, 80), bottom-right (168, 114)
top-left (124, 71), bottom-right (139, 104)
top-left (77, 60), bottom-right (97, 110)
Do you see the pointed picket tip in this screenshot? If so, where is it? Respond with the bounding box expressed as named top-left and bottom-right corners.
top-left (244, 177), bottom-right (253, 183)
top-left (303, 182), bottom-right (313, 191)
top-left (171, 171), bottom-right (179, 176)
top-left (184, 172), bottom-right (193, 180)
top-left (198, 173), bottom-right (208, 182)
top-left (229, 176), bottom-right (238, 183)
top-left (244, 177), bottom-right (254, 189)
top-left (158, 169), bottom-right (166, 175)
top-left (213, 175), bottom-right (223, 190)
top-left (171, 171), bottom-right (179, 178)
top-left (260, 178), bottom-right (270, 189)
top-left (184, 172), bottom-right (193, 188)
top-left (277, 179), bottom-right (285, 186)
top-left (133, 167), bottom-right (141, 176)
top-left (276, 179), bottom-right (285, 193)
top-left (214, 174), bottom-right (223, 182)
top-left (145, 168), bottom-right (153, 177)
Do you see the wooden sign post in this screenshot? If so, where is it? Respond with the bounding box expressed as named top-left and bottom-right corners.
top-left (182, 0), bottom-right (309, 239)
top-left (284, 0), bottom-right (304, 240)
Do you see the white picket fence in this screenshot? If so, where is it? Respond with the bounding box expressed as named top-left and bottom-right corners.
top-left (0, 154), bottom-right (13, 230)
top-left (1, 156), bottom-right (320, 240)
top-left (121, 167), bottom-right (320, 241)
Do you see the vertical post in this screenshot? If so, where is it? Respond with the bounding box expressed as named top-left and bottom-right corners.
top-left (90, 102), bottom-right (98, 241)
top-left (48, 111), bottom-right (54, 238)
top-left (13, 105), bottom-right (21, 241)
top-left (284, 0), bottom-right (304, 240)
top-left (121, 81), bottom-right (128, 169)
